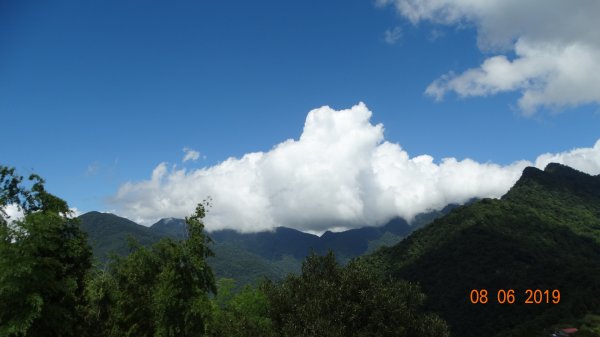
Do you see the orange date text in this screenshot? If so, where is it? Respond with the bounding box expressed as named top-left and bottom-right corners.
top-left (469, 289), bottom-right (560, 304)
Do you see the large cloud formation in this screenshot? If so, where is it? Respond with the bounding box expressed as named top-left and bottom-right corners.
top-left (377, 0), bottom-right (600, 114)
top-left (112, 103), bottom-right (600, 232)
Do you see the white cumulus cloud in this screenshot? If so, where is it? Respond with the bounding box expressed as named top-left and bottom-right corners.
top-left (379, 0), bottom-right (600, 113)
top-left (110, 103), bottom-right (600, 232)
top-left (182, 147), bottom-right (201, 162)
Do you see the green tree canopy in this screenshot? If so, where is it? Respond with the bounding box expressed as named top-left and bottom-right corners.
top-left (206, 278), bottom-right (276, 337)
top-left (263, 251), bottom-right (449, 337)
top-left (0, 166), bottom-right (92, 337)
top-left (85, 200), bottom-right (217, 337)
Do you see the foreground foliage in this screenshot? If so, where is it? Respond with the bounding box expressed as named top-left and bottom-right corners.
top-left (206, 278), bottom-right (275, 337)
top-left (263, 252), bottom-right (449, 337)
top-left (0, 166), bottom-right (92, 337)
top-left (85, 202), bottom-right (217, 337)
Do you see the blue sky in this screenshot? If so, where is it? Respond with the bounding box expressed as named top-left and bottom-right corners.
top-left (2, 0), bottom-right (599, 230)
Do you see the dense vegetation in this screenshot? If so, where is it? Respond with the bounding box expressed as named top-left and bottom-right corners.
top-left (0, 165), bottom-right (447, 337)
top-left (262, 252), bottom-right (449, 337)
top-left (78, 207), bottom-right (452, 286)
top-left (369, 163), bottom-right (600, 336)
top-left (0, 167), bottom-right (92, 337)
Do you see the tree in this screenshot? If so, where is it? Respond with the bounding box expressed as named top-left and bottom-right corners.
top-left (1, 167), bottom-right (70, 220)
top-left (0, 166), bottom-right (92, 337)
top-left (83, 268), bottom-right (118, 337)
top-left (263, 252), bottom-right (450, 337)
top-left (87, 200), bottom-right (217, 337)
top-left (206, 279), bottom-right (276, 337)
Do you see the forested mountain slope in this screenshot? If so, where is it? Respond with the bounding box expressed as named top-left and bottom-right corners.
top-left (370, 163), bottom-right (600, 337)
top-left (150, 208), bottom-right (460, 262)
top-left (79, 206), bottom-right (456, 285)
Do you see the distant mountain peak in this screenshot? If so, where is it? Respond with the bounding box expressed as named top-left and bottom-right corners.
top-left (82, 210), bottom-right (104, 216)
top-left (150, 217), bottom-right (179, 227)
top-left (150, 217), bottom-right (188, 239)
top-left (152, 217), bottom-right (185, 226)
top-left (511, 162), bottom-right (599, 196)
top-left (519, 165), bottom-right (543, 179)
top-left (544, 162), bottom-right (571, 172)
top-left (321, 230), bottom-right (333, 238)
top-left (519, 162), bottom-right (588, 179)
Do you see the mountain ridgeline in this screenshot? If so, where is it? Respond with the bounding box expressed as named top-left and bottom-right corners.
top-left (78, 207), bottom-right (457, 285)
top-left (152, 208), bottom-right (458, 260)
top-left (369, 163), bottom-right (600, 336)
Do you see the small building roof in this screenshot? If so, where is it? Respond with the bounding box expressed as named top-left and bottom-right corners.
top-left (560, 328), bottom-right (578, 334)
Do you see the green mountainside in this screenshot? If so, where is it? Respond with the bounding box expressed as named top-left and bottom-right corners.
top-left (369, 163), bottom-right (600, 337)
top-left (78, 212), bottom-right (295, 285)
top-left (150, 208), bottom-right (461, 262)
top-left (79, 211), bottom-right (164, 259)
top-left (79, 207), bottom-right (456, 285)
top-left (151, 217), bottom-right (412, 261)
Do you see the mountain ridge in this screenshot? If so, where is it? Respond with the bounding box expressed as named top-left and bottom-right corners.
top-left (78, 206), bottom-right (458, 284)
top-left (147, 210), bottom-right (465, 262)
top-left (369, 163), bottom-right (600, 336)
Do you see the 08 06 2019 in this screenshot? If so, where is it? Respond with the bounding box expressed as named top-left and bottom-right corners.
top-left (469, 289), bottom-right (561, 304)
